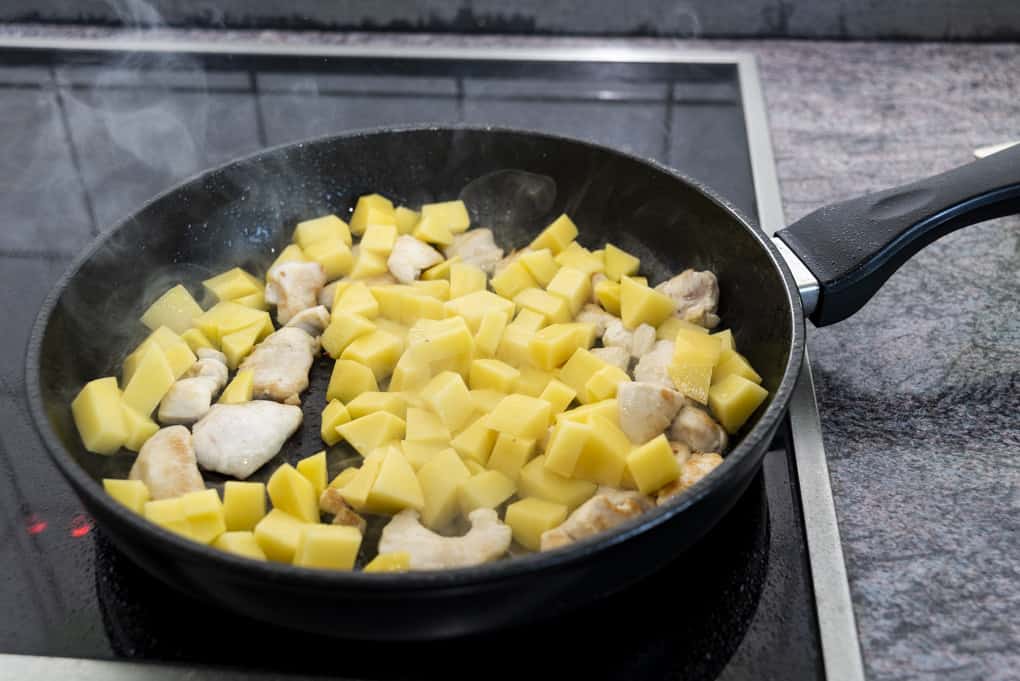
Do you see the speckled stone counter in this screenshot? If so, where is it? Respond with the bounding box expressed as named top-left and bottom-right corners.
top-left (2, 25), bottom-right (1017, 681)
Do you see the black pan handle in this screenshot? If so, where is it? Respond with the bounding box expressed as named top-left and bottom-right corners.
top-left (776, 144), bottom-right (1020, 326)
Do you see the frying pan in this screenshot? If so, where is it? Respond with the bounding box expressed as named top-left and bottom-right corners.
top-left (26, 126), bottom-right (1020, 640)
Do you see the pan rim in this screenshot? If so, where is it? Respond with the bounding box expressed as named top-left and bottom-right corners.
top-left (25, 123), bottom-right (806, 592)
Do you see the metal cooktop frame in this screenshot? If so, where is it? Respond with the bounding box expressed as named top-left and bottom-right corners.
top-left (0, 37), bottom-right (864, 681)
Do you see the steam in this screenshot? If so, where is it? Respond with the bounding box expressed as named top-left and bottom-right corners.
top-left (459, 169), bottom-right (557, 248)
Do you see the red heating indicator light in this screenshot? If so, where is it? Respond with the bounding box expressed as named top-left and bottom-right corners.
top-left (69, 513), bottom-right (93, 538)
top-left (25, 513), bottom-right (47, 535)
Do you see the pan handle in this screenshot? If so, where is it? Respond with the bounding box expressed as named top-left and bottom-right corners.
top-left (776, 144), bottom-right (1020, 326)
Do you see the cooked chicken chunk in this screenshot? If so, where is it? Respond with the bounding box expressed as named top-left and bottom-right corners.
top-left (265, 261), bottom-right (326, 325)
top-left (655, 269), bottom-right (720, 329)
top-left (240, 327), bottom-right (318, 405)
top-left (590, 346), bottom-right (630, 370)
top-left (157, 349), bottom-right (228, 425)
top-left (633, 340), bottom-right (674, 388)
top-left (192, 401), bottom-right (303, 479)
top-left (319, 487), bottom-right (367, 533)
top-left (631, 323), bottom-right (657, 357)
top-left (128, 425), bottom-right (205, 500)
top-left (576, 303), bottom-right (617, 336)
top-left (388, 235), bottom-right (444, 283)
top-left (617, 382), bottom-right (686, 444)
top-left (318, 280), bottom-right (340, 309)
top-left (443, 229), bottom-right (504, 274)
top-left (603, 320), bottom-right (656, 359)
top-left (657, 452), bottom-right (724, 505)
top-left (379, 508), bottom-right (512, 569)
top-left (285, 305), bottom-right (329, 337)
top-left (188, 349), bottom-right (229, 386)
top-left (540, 489), bottom-right (654, 551)
top-left (670, 405), bottom-right (729, 453)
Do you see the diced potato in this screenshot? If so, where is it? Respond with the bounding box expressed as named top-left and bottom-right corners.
top-left (334, 282), bottom-right (379, 319)
top-left (144, 497), bottom-right (191, 538)
top-left (346, 391), bottom-right (406, 420)
top-left (374, 319), bottom-right (411, 348)
top-left (519, 248), bottom-right (560, 287)
top-left (416, 448), bottom-right (471, 529)
top-left (340, 330), bottom-right (402, 381)
top-left (336, 411), bottom-right (406, 457)
top-left (413, 214), bottom-right (454, 246)
top-left (180, 327), bottom-right (214, 352)
top-left (234, 289), bottom-right (268, 310)
top-left (294, 214), bottom-right (352, 248)
top-left (620, 276), bottom-right (675, 330)
top-left (361, 223), bottom-right (398, 256)
top-left (708, 374), bottom-right (769, 434)
top-left (319, 312), bottom-right (374, 359)
top-left (223, 481), bottom-right (267, 531)
top-left (422, 371), bottom-right (474, 433)
top-left (405, 407), bottom-right (451, 443)
top-left (459, 470), bottom-right (516, 516)
top-left (450, 414), bottom-right (497, 464)
top-left (304, 238), bottom-right (354, 279)
top-left (514, 367), bottom-right (554, 398)
top-left (530, 323), bottom-right (596, 371)
top-left (350, 193), bottom-right (395, 236)
top-left (539, 380), bottom-right (576, 414)
top-left (556, 399), bottom-right (620, 426)
top-left (573, 414), bottom-right (632, 487)
top-left (270, 243), bottom-right (306, 269)
top-left (389, 353), bottom-right (431, 393)
top-left (349, 249), bottom-right (390, 279)
top-left (364, 551), bottom-right (411, 572)
top-left (218, 368), bottom-right (254, 406)
top-left (338, 457), bottom-right (383, 510)
top-left (469, 359), bottom-right (520, 393)
top-left (544, 420), bottom-right (591, 477)
top-left (604, 244), bottom-right (640, 282)
top-left (546, 267), bottom-right (591, 316)
top-left (213, 531), bottom-right (267, 560)
top-left (656, 316), bottom-right (709, 340)
top-left (121, 344), bottom-right (175, 417)
top-left (394, 206), bottom-right (420, 235)
top-left (713, 349), bottom-right (763, 385)
top-left (625, 434), bottom-right (680, 494)
top-left (554, 243), bottom-right (605, 275)
top-left (320, 400), bottom-right (352, 446)
top-left (141, 284), bottom-right (204, 334)
top-left (485, 394), bottom-right (551, 440)
top-left (104, 478), bottom-right (150, 514)
top-left (464, 459), bottom-right (486, 476)
top-left (411, 279), bottom-right (450, 299)
top-left (192, 301), bottom-right (270, 347)
top-left (444, 290), bottom-right (515, 333)
top-left (508, 308), bottom-right (547, 333)
top-left (505, 498), bottom-right (568, 551)
top-left (294, 524), bottom-right (362, 570)
top-left (121, 402), bottom-right (159, 452)
top-left (421, 256), bottom-right (458, 281)
top-left (368, 285), bottom-right (406, 324)
top-left (584, 365), bottom-right (630, 402)
top-left (297, 451), bottom-right (328, 497)
top-left (557, 348), bottom-right (609, 401)
top-left (486, 433), bottom-right (537, 482)
top-left (220, 320), bottom-right (262, 369)
top-left (594, 279), bottom-right (621, 315)
top-left (267, 463), bottom-right (319, 523)
top-left (450, 262), bottom-right (487, 299)
top-left (329, 467), bottom-right (360, 490)
top-left (669, 328), bottom-right (723, 404)
top-left (124, 327), bottom-right (196, 381)
top-left (254, 509), bottom-right (307, 562)
top-left (530, 214), bottom-right (578, 254)
top-left (491, 261), bottom-right (537, 300)
top-left (514, 288), bottom-right (571, 324)
top-left (405, 317), bottom-right (474, 365)
top-left (712, 329), bottom-right (735, 351)
top-left (179, 488), bottom-right (227, 544)
top-left (202, 268), bottom-right (260, 302)
top-left (519, 456), bottom-right (597, 512)
top-left (470, 389), bottom-right (508, 413)
top-left (401, 440), bottom-right (446, 470)
top-left (421, 200), bottom-right (471, 234)
top-left (365, 447), bottom-right (424, 514)
top-left (475, 309), bottom-right (509, 357)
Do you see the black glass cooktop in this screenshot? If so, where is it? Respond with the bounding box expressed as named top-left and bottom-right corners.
top-left (0, 47), bottom-right (822, 680)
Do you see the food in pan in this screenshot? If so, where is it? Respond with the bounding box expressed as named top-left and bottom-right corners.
top-left (71, 191), bottom-right (768, 571)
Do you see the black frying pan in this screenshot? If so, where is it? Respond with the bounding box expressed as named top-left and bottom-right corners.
top-left (25, 127), bottom-right (1020, 640)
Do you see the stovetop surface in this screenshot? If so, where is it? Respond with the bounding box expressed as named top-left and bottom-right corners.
top-left (0, 49), bottom-right (821, 680)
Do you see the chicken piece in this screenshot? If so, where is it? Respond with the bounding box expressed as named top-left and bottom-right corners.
top-left (188, 349), bottom-right (229, 386)
top-left (240, 327), bottom-right (318, 405)
top-left (603, 320), bottom-right (656, 360)
top-left (633, 340), bottom-right (674, 388)
top-left (631, 323), bottom-right (656, 357)
top-left (443, 229), bottom-right (504, 274)
top-left (655, 269), bottom-right (720, 329)
top-left (670, 405), bottom-right (729, 453)
top-left (617, 382), bottom-right (686, 444)
top-left (285, 305), bottom-right (330, 337)
top-left (540, 489), bottom-right (654, 551)
top-left (192, 401), bottom-right (303, 479)
top-left (128, 425), bottom-right (205, 500)
top-left (590, 346), bottom-right (630, 370)
top-left (576, 303), bottom-right (617, 336)
top-left (265, 261), bottom-right (327, 325)
top-left (657, 452), bottom-right (724, 505)
top-left (379, 508), bottom-right (512, 570)
top-left (157, 349), bottom-right (229, 425)
top-left (387, 235), bottom-right (444, 284)
top-left (319, 487), bottom-right (367, 533)
top-left (318, 280), bottom-right (340, 309)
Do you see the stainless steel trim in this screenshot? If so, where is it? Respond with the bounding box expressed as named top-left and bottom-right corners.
top-left (0, 654), bottom-right (324, 680)
top-left (738, 55), bottom-right (866, 681)
top-left (974, 140), bottom-right (1018, 158)
top-left (771, 237), bottom-right (821, 316)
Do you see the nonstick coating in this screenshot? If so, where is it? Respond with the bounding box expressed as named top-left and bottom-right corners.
top-left (27, 126), bottom-right (805, 639)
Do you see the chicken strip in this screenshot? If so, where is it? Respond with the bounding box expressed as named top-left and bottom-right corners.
top-left (540, 489), bottom-right (654, 551)
top-left (617, 382), bottom-right (686, 444)
top-left (379, 508), bottom-right (512, 570)
top-left (576, 303), bottom-right (617, 336)
top-left (603, 320), bottom-right (656, 359)
top-left (388, 235), bottom-right (444, 283)
top-left (129, 425), bottom-right (205, 500)
top-left (633, 340), bottom-right (674, 388)
top-left (443, 228), bottom-right (504, 274)
top-left (670, 405), bottom-right (729, 453)
top-left (240, 326), bottom-right (318, 405)
top-left (655, 269), bottom-right (721, 329)
top-left (192, 401), bottom-right (303, 479)
top-left (157, 349), bottom-right (229, 425)
top-left (657, 452), bottom-right (724, 505)
top-left (265, 261), bottom-right (326, 325)
top-left (590, 346), bottom-right (630, 370)
top-left (319, 487), bottom-right (367, 533)
top-left (285, 305), bottom-right (330, 337)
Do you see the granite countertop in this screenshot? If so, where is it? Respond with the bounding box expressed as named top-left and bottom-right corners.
top-left (2, 24), bottom-right (1017, 681)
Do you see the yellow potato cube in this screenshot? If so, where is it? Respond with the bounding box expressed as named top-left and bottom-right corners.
top-left (104, 478), bottom-right (150, 514)
top-left (514, 288), bottom-right (571, 324)
top-left (406, 317), bottom-right (474, 364)
top-left (365, 448), bottom-right (424, 514)
top-left (413, 214), bottom-right (454, 246)
top-left (708, 374), bottom-right (769, 434)
top-left (341, 330), bottom-right (402, 380)
top-left (505, 497), bottom-right (568, 551)
top-left (464, 459), bottom-right (486, 476)
top-left (670, 328), bottom-right (723, 404)
top-left (213, 531), bottom-right (267, 561)
top-left (450, 415), bottom-right (497, 464)
top-left (254, 509), bottom-right (307, 562)
top-left (361, 223), bottom-right (398, 256)
top-left (364, 551), bottom-right (411, 572)
top-left (346, 391), bottom-right (406, 420)
top-left (234, 289), bottom-right (268, 310)
top-left (219, 368), bottom-right (254, 405)
top-left (713, 329), bottom-right (735, 351)
top-left (394, 206), bottom-right (420, 235)
top-left (514, 367), bottom-right (554, 398)
top-left (294, 525), bottom-right (362, 570)
top-left (421, 200), bottom-right (471, 234)
top-left (530, 214), bottom-right (578, 254)
top-left (459, 470), bottom-right (516, 515)
top-left (374, 318), bottom-right (411, 347)
top-left (519, 248), bottom-right (560, 287)
top-left (121, 402), bottom-right (159, 452)
top-left (449, 262), bottom-right (487, 299)
top-left (554, 243), bottom-right (605, 275)
top-left (334, 282), bottom-right (379, 319)
top-left (469, 359), bottom-right (520, 392)
top-left (297, 451), bottom-right (328, 497)
top-left (486, 433), bottom-right (537, 482)
top-left (620, 276), bottom-right (675, 330)
top-left (320, 399), bottom-right (352, 445)
top-left (180, 327), bottom-right (214, 352)
top-left (296, 214), bottom-right (352, 248)
top-left (444, 290), bottom-right (515, 333)
top-left (405, 407), bottom-right (451, 443)
top-left (192, 301), bottom-right (270, 347)
top-left (338, 457), bottom-right (382, 510)
top-left (350, 193), bottom-right (395, 236)
top-left (713, 349), bottom-right (763, 385)
top-left (329, 467), bottom-right (359, 490)
top-left (491, 261), bottom-right (537, 300)
top-left (485, 394), bottom-right (551, 440)
top-left (270, 243), bottom-right (306, 269)
top-left (319, 311), bottom-right (373, 359)
top-left (557, 348), bottom-right (609, 401)
top-left (626, 434), bottom-right (681, 494)
top-left (470, 389), bottom-right (508, 413)
top-left (144, 497), bottom-right (191, 538)
top-left (304, 238), bottom-right (354, 280)
top-left (267, 464), bottom-right (319, 524)
top-left (573, 414), bottom-right (633, 487)
top-left (141, 284), bottom-right (204, 334)
top-left (223, 481), bottom-right (266, 531)
top-left (475, 309), bottom-right (510, 357)
top-left (518, 456), bottom-right (597, 512)
top-left (530, 323), bottom-right (596, 371)
top-left (202, 268), bottom-right (261, 302)
top-left (421, 256), bottom-right (459, 280)
top-left (336, 411), bottom-right (406, 457)
top-left (124, 328), bottom-right (195, 382)
top-left (656, 316), bottom-right (709, 340)
top-left (411, 279), bottom-right (450, 300)
top-left (543, 420), bottom-right (591, 477)
top-left (422, 371), bottom-right (474, 432)
top-left (417, 448), bottom-right (472, 529)
top-left (179, 488), bottom-right (227, 544)
top-left (220, 320), bottom-right (262, 369)
top-left (401, 440), bottom-right (446, 470)
top-left (388, 353), bottom-right (431, 393)
top-left (604, 244), bottom-right (640, 281)
top-left (349, 249), bottom-right (390, 279)
top-left (507, 308), bottom-right (547, 332)
top-left (121, 344), bottom-right (175, 416)
top-left (556, 399), bottom-right (619, 426)
top-left (546, 267), bottom-right (591, 316)
top-left (539, 379), bottom-right (577, 414)
top-left (584, 366), bottom-right (630, 402)
top-left (594, 279), bottom-right (621, 315)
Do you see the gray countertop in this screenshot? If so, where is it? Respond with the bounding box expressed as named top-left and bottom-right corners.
top-left (2, 24), bottom-right (1018, 681)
